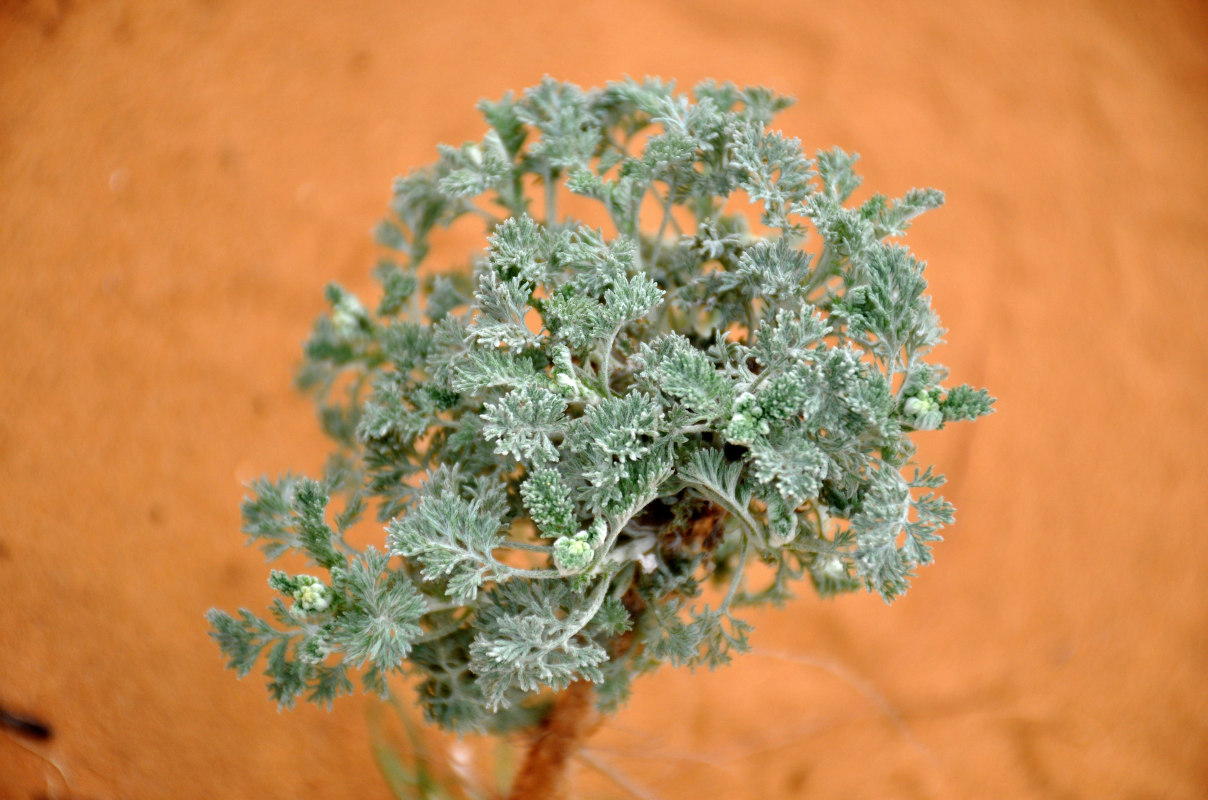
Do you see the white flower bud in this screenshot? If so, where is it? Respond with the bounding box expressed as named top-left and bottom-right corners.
top-left (822, 555), bottom-right (846, 578)
top-left (332, 294), bottom-right (366, 337)
top-left (553, 536), bottom-right (594, 575)
top-left (903, 391), bottom-right (942, 430)
top-left (291, 576), bottom-right (333, 616)
top-left (581, 518), bottom-right (607, 549)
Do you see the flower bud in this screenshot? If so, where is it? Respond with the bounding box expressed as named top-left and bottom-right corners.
top-left (553, 535), bottom-right (594, 575)
top-left (290, 575), bottom-right (334, 617)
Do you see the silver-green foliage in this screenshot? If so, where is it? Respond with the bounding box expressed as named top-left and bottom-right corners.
top-left (207, 77), bottom-right (994, 732)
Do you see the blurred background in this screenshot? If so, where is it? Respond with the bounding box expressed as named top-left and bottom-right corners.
top-left (1, 1), bottom-right (1206, 797)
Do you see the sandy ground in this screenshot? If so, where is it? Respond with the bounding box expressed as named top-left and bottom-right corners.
top-left (1, 1), bottom-right (1206, 798)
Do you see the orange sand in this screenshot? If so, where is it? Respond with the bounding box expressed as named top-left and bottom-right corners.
top-left (1, 1), bottom-right (1206, 797)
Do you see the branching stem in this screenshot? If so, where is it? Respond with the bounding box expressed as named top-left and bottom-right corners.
top-left (650, 179), bottom-right (677, 267)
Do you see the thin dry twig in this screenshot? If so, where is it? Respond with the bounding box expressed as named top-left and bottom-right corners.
top-left (576, 749), bottom-right (665, 800)
top-left (750, 647), bottom-right (938, 763)
top-left (594, 715), bottom-right (840, 767)
top-left (589, 647), bottom-right (941, 780)
top-left (2, 730), bottom-right (75, 799)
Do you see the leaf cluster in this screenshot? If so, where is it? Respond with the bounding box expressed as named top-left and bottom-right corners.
top-left (209, 77), bottom-right (994, 733)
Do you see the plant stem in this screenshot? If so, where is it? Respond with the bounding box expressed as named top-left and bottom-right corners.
top-left (545, 168), bottom-right (558, 228)
top-left (507, 681), bottom-right (601, 800)
top-left (598, 324), bottom-right (623, 396)
top-left (649, 180), bottom-right (676, 267)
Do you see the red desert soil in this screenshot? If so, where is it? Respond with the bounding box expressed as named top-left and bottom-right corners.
top-left (1, 1), bottom-right (1206, 797)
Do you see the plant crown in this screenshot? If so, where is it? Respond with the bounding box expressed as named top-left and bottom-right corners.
top-left (207, 77), bottom-right (994, 733)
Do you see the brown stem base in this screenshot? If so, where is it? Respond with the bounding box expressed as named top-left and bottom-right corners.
top-left (506, 682), bottom-right (600, 800)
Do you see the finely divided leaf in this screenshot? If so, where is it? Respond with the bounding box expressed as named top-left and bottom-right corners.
top-left (481, 385), bottom-right (567, 465)
top-left (387, 494), bottom-right (506, 601)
